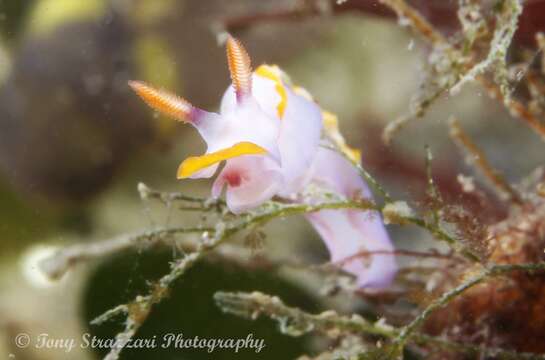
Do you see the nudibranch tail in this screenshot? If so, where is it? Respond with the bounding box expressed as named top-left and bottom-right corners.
top-left (128, 80), bottom-right (200, 123)
top-left (226, 36), bottom-right (252, 102)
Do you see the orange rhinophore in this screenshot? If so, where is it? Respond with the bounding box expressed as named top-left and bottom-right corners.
top-left (128, 80), bottom-right (198, 123)
top-left (226, 35), bottom-right (252, 102)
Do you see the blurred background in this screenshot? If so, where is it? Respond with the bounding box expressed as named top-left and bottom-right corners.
top-left (0, 0), bottom-right (543, 359)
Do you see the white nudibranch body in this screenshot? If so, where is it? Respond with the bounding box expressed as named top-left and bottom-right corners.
top-left (129, 36), bottom-right (396, 289)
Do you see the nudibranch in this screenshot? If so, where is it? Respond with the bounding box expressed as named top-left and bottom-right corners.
top-left (129, 36), bottom-right (396, 289)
